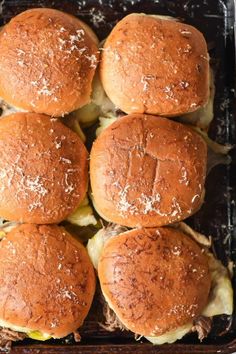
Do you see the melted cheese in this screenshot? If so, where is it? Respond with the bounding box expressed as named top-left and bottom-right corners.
top-left (27, 331), bottom-right (51, 341)
top-left (203, 254), bottom-right (233, 316)
top-left (73, 72), bottom-right (116, 128)
top-left (180, 69), bottom-right (214, 130)
top-left (96, 114), bottom-right (117, 137)
top-left (73, 73), bottom-right (102, 127)
top-left (91, 72), bottom-right (107, 106)
top-left (145, 323), bottom-right (192, 345)
top-left (68, 117), bottom-right (86, 142)
top-left (87, 229), bottom-right (106, 269)
top-left (175, 222), bottom-right (212, 247)
top-left (0, 221), bottom-right (20, 235)
top-left (67, 195), bottom-right (97, 227)
top-left (147, 14), bottom-right (178, 21)
top-left (194, 127), bottom-right (232, 155)
top-left (87, 226), bottom-right (233, 344)
top-left (73, 102), bottom-right (100, 128)
top-left (0, 231), bottom-right (5, 239)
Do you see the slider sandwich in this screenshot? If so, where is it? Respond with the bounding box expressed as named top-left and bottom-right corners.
top-left (88, 225), bottom-right (233, 344)
top-left (0, 8), bottom-right (100, 118)
top-left (90, 114), bottom-right (207, 227)
top-left (0, 112), bottom-right (89, 224)
top-left (100, 13), bottom-right (210, 118)
top-left (0, 224), bottom-right (95, 349)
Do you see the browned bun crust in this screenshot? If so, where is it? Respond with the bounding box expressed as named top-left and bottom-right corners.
top-left (100, 13), bottom-right (209, 116)
top-left (0, 224), bottom-right (95, 338)
top-left (0, 112), bottom-right (88, 224)
top-left (90, 114), bottom-right (207, 228)
top-left (98, 227), bottom-right (211, 336)
top-left (0, 8), bottom-right (99, 116)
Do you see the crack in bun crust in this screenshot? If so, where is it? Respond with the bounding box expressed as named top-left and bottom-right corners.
top-left (90, 113), bottom-right (207, 227)
top-left (98, 227), bottom-right (211, 336)
top-left (0, 224), bottom-right (96, 338)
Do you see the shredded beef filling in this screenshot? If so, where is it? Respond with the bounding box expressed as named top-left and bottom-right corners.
top-left (0, 327), bottom-right (26, 353)
top-left (102, 223), bottom-right (128, 241)
top-left (73, 330), bottom-right (81, 342)
top-left (192, 316), bottom-right (212, 341)
top-left (99, 296), bottom-right (127, 332)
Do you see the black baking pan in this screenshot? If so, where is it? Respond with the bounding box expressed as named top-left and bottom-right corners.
top-left (0, 0), bottom-right (235, 353)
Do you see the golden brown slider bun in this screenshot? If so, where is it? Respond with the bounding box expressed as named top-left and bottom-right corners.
top-left (0, 224), bottom-right (95, 338)
top-left (90, 114), bottom-right (207, 227)
top-left (100, 13), bottom-right (209, 116)
top-left (0, 8), bottom-right (99, 116)
top-left (98, 227), bottom-right (211, 337)
top-left (0, 112), bottom-right (88, 224)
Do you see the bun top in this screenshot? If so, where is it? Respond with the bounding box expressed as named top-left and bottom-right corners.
top-left (98, 227), bottom-right (211, 336)
top-left (90, 114), bottom-right (207, 228)
top-left (0, 112), bottom-right (88, 224)
top-left (0, 224), bottom-right (95, 338)
top-left (0, 8), bottom-right (99, 116)
top-left (100, 13), bottom-right (209, 116)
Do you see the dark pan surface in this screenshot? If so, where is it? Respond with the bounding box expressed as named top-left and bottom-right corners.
top-left (0, 0), bottom-right (235, 353)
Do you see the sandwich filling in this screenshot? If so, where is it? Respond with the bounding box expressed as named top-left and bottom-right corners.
top-left (87, 223), bottom-right (233, 345)
top-left (0, 327), bottom-right (26, 353)
top-left (66, 195), bottom-right (97, 227)
top-left (0, 321), bottom-right (51, 340)
top-left (0, 321), bottom-right (51, 352)
top-left (179, 69), bottom-right (214, 130)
